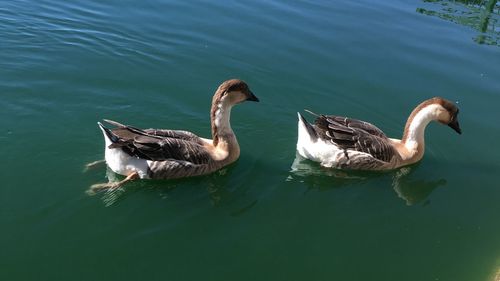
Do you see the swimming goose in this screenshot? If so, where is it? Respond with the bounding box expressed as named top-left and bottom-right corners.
top-left (91, 79), bottom-right (259, 191)
top-left (296, 97), bottom-right (461, 171)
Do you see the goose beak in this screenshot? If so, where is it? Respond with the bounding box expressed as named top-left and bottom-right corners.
top-left (448, 119), bottom-right (462, 134)
top-left (246, 90), bottom-right (259, 102)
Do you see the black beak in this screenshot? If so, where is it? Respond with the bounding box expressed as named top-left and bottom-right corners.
top-left (448, 119), bottom-right (462, 134)
top-left (246, 90), bottom-right (259, 102)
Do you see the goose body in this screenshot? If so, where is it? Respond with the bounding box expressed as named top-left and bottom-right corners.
top-left (98, 79), bottom-right (258, 181)
top-left (296, 97), bottom-right (461, 171)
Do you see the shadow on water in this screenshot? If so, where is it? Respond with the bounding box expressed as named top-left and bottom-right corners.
top-left (289, 154), bottom-right (447, 206)
top-left (417, 0), bottom-right (500, 46)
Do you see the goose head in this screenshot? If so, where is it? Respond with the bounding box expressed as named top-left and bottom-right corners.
top-left (212, 79), bottom-right (259, 108)
top-left (402, 97), bottom-right (462, 147)
top-left (210, 79), bottom-right (258, 146)
top-left (432, 97), bottom-right (462, 134)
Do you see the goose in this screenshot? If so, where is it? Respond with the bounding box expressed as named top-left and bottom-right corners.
top-left (90, 79), bottom-right (259, 192)
top-left (296, 97), bottom-right (461, 171)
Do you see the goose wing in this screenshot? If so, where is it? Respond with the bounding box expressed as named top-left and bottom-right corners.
top-left (320, 115), bottom-right (387, 138)
top-left (103, 120), bottom-right (211, 164)
top-left (143, 128), bottom-right (202, 143)
top-left (130, 135), bottom-right (211, 164)
top-left (104, 119), bottom-right (203, 143)
top-left (315, 115), bottom-right (395, 162)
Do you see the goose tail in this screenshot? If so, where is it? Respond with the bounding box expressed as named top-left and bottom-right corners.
top-left (103, 119), bottom-right (127, 128)
top-left (98, 121), bottom-right (120, 147)
top-left (297, 112), bottom-right (317, 141)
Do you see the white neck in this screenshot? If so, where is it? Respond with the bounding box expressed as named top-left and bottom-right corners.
top-left (402, 104), bottom-right (440, 157)
top-left (213, 102), bottom-right (234, 136)
top-left (210, 100), bottom-right (240, 163)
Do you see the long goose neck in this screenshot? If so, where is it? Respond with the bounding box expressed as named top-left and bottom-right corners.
top-left (401, 103), bottom-right (440, 158)
top-left (210, 97), bottom-right (237, 148)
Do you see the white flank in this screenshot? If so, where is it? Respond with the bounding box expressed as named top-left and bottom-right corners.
top-left (297, 113), bottom-right (339, 167)
top-left (99, 125), bottom-right (150, 179)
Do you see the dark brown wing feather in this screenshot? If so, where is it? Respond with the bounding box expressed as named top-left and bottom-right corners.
top-left (143, 129), bottom-right (202, 143)
top-left (104, 120), bottom-right (211, 165)
top-left (131, 135), bottom-right (211, 164)
top-left (315, 115), bottom-right (395, 162)
top-left (320, 115), bottom-right (387, 138)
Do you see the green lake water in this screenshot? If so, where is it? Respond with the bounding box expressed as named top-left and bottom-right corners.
top-left (1, 0), bottom-right (500, 280)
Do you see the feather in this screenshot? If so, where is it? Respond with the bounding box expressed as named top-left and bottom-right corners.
top-left (102, 120), bottom-right (212, 164)
top-left (314, 115), bottom-right (396, 163)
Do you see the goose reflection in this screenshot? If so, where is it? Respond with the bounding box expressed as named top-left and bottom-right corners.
top-left (86, 167), bottom-right (129, 207)
top-left (87, 166), bottom-right (258, 214)
top-left (290, 153), bottom-right (446, 205)
top-left (391, 166), bottom-right (446, 205)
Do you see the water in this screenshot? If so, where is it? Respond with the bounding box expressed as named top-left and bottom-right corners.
top-left (1, 0), bottom-right (499, 280)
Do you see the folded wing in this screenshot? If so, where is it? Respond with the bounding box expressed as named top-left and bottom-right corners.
top-left (315, 115), bottom-right (396, 163)
top-left (104, 120), bottom-right (212, 165)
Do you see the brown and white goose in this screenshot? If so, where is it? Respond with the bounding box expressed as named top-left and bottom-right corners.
top-left (296, 97), bottom-right (461, 170)
top-left (91, 79), bottom-right (258, 191)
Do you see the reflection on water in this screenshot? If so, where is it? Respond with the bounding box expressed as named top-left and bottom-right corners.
top-left (90, 167), bottom-right (130, 207)
top-left (417, 0), bottom-right (500, 46)
top-left (391, 167), bottom-right (446, 205)
top-left (290, 154), bottom-right (446, 205)
top-left (88, 166), bottom-right (258, 214)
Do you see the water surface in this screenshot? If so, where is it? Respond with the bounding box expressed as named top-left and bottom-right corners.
top-left (1, 0), bottom-right (499, 280)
